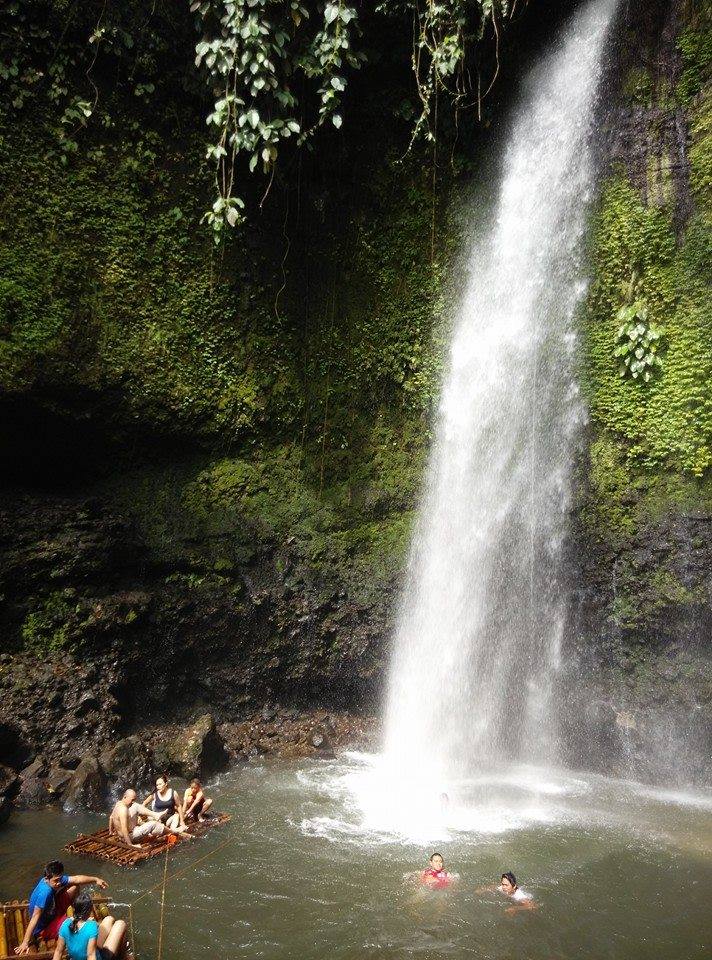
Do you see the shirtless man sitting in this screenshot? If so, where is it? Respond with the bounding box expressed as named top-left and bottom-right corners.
top-left (109, 789), bottom-right (167, 848)
top-left (183, 779), bottom-right (213, 823)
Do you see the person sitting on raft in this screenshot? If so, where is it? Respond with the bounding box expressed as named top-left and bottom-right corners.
top-left (144, 775), bottom-right (187, 833)
top-left (14, 860), bottom-right (108, 956)
top-left (421, 853), bottom-right (453, 888)
top-left (183, 779), bottom-right (213, 822)
top-left (51, 891), bottom-right (128, 960)
top-left (109, 789), bottom-right (169, 847)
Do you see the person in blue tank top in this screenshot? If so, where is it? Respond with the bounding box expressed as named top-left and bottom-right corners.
top-left (51, 892), bottom-right (129, 960)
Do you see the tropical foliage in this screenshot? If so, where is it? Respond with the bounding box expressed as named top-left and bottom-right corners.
top-left (0, 0), bottom-right (521, 238)
top-left (614, 301), bottom-right (663, 382)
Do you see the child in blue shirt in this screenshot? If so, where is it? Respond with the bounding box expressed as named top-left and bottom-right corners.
top-left (52, 892), bottom-right (128, 960)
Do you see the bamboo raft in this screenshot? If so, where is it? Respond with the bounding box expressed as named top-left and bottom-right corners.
top-left (63, 814), bottom-right (231, 866)
top-left (0, 896), bottom-right (125, 960)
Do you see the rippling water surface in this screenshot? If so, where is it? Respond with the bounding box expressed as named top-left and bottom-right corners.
top-left (1, 755), bottom-right (711, 960)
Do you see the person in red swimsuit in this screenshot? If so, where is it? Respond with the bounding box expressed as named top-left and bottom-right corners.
top-left (421, 853), bottom-right (453, 888)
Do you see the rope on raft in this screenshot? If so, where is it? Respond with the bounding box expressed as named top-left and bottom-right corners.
top-left (127, 828), bottom-right (240, 960)
top-left (155, 845), bottom-right (169, 960)
top-left (130, 830), bottom-right (239, 908)
top-left (128, 903), bottom-right (137, 960)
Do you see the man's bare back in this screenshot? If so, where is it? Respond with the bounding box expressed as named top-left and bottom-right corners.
top-left (109, 789), bottom-right (163, 847)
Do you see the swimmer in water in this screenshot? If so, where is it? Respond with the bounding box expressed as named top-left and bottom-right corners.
top-left (421, 853), bottom-right (453, 888)
top-left (477, 872), bottom-right (536, 913)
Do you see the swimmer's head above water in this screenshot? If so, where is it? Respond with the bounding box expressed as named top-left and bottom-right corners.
top-left (421, 853), bottom-right (453, 888)
top-left (499, 872), bottom-right (518, 894)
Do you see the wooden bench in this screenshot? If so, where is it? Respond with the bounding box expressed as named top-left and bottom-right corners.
top-left (0, 897), bottom-right (110, 960)
top-left (63, 813), bottom-right (231, 866)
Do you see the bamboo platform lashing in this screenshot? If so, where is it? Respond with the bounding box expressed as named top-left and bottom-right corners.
top-left (64, 813), bottom-right (231, 867)
top-left (0, 896), bottom-right (111, 960)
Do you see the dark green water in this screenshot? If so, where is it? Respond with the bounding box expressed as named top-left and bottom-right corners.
top-left (1, 756), bottom-right (711, 960)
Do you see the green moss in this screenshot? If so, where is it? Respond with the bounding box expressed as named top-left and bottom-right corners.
top-left (610, 557), bottom-right (706, 633)
top-left (0, 89), bottom-right (456, 614)
top-left (689, 105), bottom-right (712, 206)
top-left (676, 18), bottom-right (712, 106)
top-left (581, 435), bottom-right (637, 546)
top-left (580, 42), bottom-right (712, 636)
top-left (583, 170), bottom-right (712, 476)
top-left (21, 590), bottom-right (75, 654)
top-left (105, 420), bottom-right (423, 605)
top-left (647, 567), bottom-right (703, 608)
top-left (622, 66), bottom-right (653, 107)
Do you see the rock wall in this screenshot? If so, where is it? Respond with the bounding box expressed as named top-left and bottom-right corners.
top-left (0, 29), bottom-right (450, 780)
top-left (0, 0), bottom-right (710, 798)
top-left (566, 0), bottom-right (712, 784)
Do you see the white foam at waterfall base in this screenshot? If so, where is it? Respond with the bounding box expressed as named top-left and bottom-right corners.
top-left (296, 754), bottom-right (712, 848)
top-left (296, 753), bottom-right (588, 845)
top-left (363, 0), bottom-right (624, 828)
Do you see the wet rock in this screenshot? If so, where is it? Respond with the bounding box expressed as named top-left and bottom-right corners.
top-left (20, 757), bottom-right (44, 781)
top-left (15, 756), bottom-right (50, 809)
top-left (45, 765), bottom-right (74, 799)
top-left (17, 774), bottom-right (51, 809)
top-left (0, 723), bottom-right (32, 770)
top-left (76, 693), bottom-right (101, 716)
top-left (0, 764), bottom-right (19, 826)
top-left (310, 726), bottom-right (335, 759)
top-left (63, 756), bottom-right (107, 812)
top-left (100, 736), bottom-right (155, 797)
top-left (261, 704), bottom-right (277, 722)
top-left (153, 714), bottom-right (228, 780)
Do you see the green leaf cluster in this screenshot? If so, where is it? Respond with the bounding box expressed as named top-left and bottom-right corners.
top-left (193, 0), bottom-right (363, 240)
top-left (0, 0), bottom-right (514, 240)
top-left (613, 301), bottom-right (663, 382)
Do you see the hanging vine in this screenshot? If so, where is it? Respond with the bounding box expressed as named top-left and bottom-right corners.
top-left (192, 0), bottom-right (363, 241)
top-left (0, 0), bottom-right (526, 240)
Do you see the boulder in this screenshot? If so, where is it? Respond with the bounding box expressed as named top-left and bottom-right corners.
top-left (309, 726), bottom-right (335, 760)
top-left (0, 764), bottom-right (19, 826)
top-left (16, 757), bottom-right (50, 809)
top-left (45, 765), bottom-right (74, 799)
top-left (17, 774), bottom-right (51, 809)
top-left (63, 756), bottom-right (107, 812)
top-left (100, 736), bottom-right (155, 798)
top-left (20, 757), bottom-right (45, 781)
top-left (154, 715), bottom-right (228, 780)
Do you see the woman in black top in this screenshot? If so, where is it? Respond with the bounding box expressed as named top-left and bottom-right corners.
top-left (144, 775), bottom-right (186, 832)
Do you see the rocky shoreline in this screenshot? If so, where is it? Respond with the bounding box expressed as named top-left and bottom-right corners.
top-left (0, 697), bottom-right (378, 826)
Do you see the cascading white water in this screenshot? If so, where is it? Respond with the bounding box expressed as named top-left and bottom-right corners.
top-left (382, 0), bottom-right (620, 801)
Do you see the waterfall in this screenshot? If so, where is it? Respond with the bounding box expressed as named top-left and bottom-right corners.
top-left (383, 0), bottom-right (619, 794)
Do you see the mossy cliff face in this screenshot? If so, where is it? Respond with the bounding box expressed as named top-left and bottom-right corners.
top-left (0, 0), bottom-right (709, 785)
top-left (0, 41), bottom-right (458, 758)
top-left (568, 0), bottom-right (712, 783)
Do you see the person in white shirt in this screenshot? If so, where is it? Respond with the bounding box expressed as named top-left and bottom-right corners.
top-left (498, 871), bottom-right (534, 904)
top-left (476, 872), bottom-right (537, 913)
